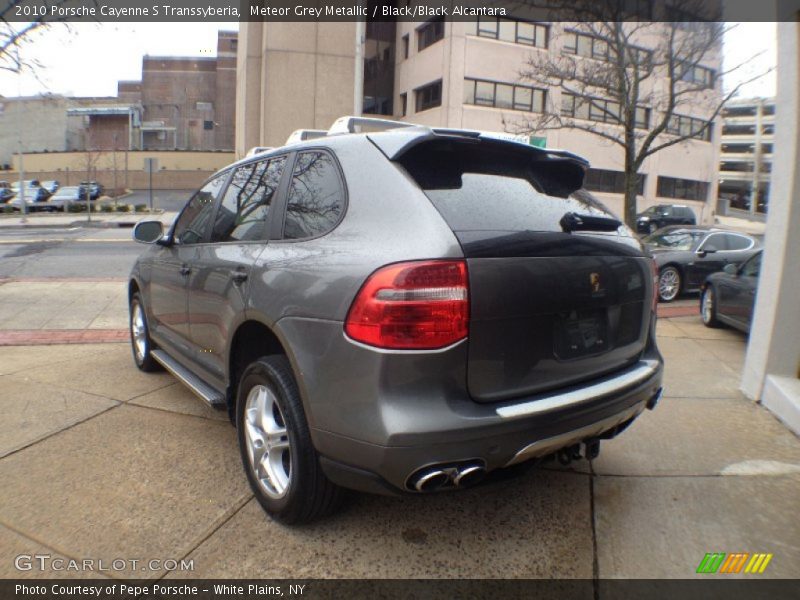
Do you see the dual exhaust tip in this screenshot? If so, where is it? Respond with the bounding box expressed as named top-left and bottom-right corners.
top-left (409, 462), bottom-right (486, 492)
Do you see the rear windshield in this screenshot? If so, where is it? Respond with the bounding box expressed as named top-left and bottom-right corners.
top-left (397, 139), bottom-right (614, 233)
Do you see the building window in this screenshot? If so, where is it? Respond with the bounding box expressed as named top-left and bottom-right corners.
top-left (465, 17), bottom-right (548, 48)
top-left (400, 93), bottom-right (407, 117)
top-left (722, 124), bottom-right (756, 136)
top-left (666, 114), bottom-right (712, 141)
top-left (584, 169), bottom-right (645, 195)
top-left (203, 120), bottom-right (214, 130)
top-left (678, 62), bottom-right (715, 88)
top-left (415, 80), bottom-right (442, 112)
top-left (562, 93), bottom-right (650, 129)
top-left (402, 34), bottom-right (409, 59)
top-left (418, 18), bottom-right (444, 51)
top-left (562, 31), bottom-right (652, 64)
top-left (196, 101), bottom-right (213, 111)
top-left (463, 78), bottom-right (545, 113)
top-left (657, 176), bottom-right (709, 201)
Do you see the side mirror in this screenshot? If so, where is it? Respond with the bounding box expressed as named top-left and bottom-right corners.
top-left (133, 220), bottom-right (165, 244)
top-left (723, 263), bottom-right (739, 276)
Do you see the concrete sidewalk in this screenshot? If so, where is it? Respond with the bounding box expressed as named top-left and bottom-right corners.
top-left (0, 211), bottom-right (178, 229)
top-left (0, 284), bottom-right (797, 580)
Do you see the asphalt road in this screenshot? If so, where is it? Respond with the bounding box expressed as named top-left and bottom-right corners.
top-left (0, 226), bottom-right (142, 279)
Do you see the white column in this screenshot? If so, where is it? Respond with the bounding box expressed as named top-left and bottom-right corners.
top-left (741, 20), bottom-right (800, 434)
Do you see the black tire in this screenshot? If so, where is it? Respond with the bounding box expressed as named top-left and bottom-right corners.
top-left (236, 355), bottom-right (344, 524)
top-left (658, 265), bottom-right (682, 303)
top-left (129, 292), bottom-right (161, 372)
top-left (701, 285), bottom-right (722, 328)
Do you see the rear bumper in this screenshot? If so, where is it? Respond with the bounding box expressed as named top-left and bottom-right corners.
top-left (313, 358), bottom-right (663, 494)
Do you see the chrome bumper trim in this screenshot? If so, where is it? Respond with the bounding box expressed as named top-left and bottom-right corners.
top-left (496, 359), bottom-right (660, 419)
top-left (505, 400), bottom-right (648, 466)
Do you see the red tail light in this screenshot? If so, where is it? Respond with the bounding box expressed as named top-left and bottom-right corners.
top-left (345, 260), bottom-right (469, 350)
top-left (650, 259), bottom-right (659, 312)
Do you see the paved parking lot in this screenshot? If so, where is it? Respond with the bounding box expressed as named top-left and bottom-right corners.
top-left (1, 283), bottom-right (798, 580)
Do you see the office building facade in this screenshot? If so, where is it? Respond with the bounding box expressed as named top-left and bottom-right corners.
top-left (236, 19), bottom-right (722, 221)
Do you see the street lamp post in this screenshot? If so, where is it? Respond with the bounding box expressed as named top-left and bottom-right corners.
top-left (16, 46), bottom-right (27, 224)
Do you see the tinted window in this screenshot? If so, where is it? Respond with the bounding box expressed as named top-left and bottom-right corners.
top-left (173, 175), bottom-right (226, 245)
top-left (400, 143), bottom-right (605, 233)
top-left (283, 152), bottom-right (344, 240)
top-left (211, 156), bottom-right (286, 242)
top-left (702, 233), bottom-right (726, 252)
top-left (741, 252), bottom-right (761, 277)
top-left (724, 234), bottom-right (752, 251)
top-left (644, 231), bottom-right (703, 251)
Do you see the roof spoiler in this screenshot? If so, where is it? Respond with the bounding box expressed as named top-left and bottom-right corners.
top-left (368, 127), bottom-right (589, 167)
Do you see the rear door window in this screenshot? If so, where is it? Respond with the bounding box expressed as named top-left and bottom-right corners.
top-left (282, 151), bottom-right (345, 240)
top-left (211, 156), bottom-right (286, 242)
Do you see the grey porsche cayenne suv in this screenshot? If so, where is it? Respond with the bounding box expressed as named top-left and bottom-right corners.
top-left (129, 120), bottom-right (664, 523)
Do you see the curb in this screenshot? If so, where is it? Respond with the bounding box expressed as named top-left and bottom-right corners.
top-left (658, 304), bottom-right (699, 318)
top-left (0, 329), bottom-right (128, 346)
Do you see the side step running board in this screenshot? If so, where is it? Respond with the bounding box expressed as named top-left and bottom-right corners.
top-left (151, 350), bottom-right (226, 408)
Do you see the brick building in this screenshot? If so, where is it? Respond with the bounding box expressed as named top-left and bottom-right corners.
top-left (120, 30), bottom-right (237, 151)
top-left (0, 30), bottom-right (237, 164)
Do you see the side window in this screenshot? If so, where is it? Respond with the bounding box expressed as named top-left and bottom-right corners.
top-left (725, 234), bottom-right (752, 251)
top-left (283, 152), bottom-right (344, 240)
top-left (211, 156), bottom-right (286, 242)
top-left (741, 253), bottom-right (761, 277)
top-left (661, 206), bottom-right (674, 216)
top-left (702, 233), bottom-right (725, 251)
top-left (172, 175), bottom-right (227, 245)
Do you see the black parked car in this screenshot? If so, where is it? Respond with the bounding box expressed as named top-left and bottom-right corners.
top-left (78, 181), bottom-right (103, 200)
top-left (701, 250), bottom-right (762, 333)
top-left (128, 117), bottom-right (663, 523)
top-left (644, 226), bottom-right (760, 302)
top-left (636, 204), bottom-right (696, 234)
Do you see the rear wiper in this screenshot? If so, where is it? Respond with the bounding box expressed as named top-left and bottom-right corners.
top-left (559, 212), bottom-right (622, 233)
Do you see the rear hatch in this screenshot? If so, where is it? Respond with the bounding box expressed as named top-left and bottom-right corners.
top-left (374, 133), bottom-right (654, 403)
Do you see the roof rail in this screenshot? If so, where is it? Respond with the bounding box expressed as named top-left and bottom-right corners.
top-left (328, 116), bottom-right (417, 135)
top-left (285, 129), bottom-right (328, 145)
top-left (245, 146), bottom-right (273, 157)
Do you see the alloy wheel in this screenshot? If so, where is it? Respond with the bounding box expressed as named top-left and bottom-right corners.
top-left (659, 268), bottom-right (680, 302)
top-left (131, 302), bottom-right (147, 361)
top-left (702, 288), bottom-right (714, 324)
top-left (243, 384), bottom-right (292, 499)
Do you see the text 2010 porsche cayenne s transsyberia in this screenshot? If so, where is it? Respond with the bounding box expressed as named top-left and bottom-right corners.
top-left (128, 118), bottom-right (664, 523)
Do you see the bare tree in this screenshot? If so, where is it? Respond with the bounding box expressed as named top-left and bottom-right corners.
top-left (506, 2), bottom-right (770, 226)
top-left (1, 1), bottom-right (76, 75)
top-left (75, 126), bottom-right (105, 220)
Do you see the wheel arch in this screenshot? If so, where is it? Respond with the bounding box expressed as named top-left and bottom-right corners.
top-left (226, 319), bottom-right (298, 422)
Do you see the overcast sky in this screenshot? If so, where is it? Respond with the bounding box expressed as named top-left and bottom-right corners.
top-left (0, 21), bottom-right (777, 99)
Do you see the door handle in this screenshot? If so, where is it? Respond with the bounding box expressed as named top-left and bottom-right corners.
top-left (179, 264), bottom-right (192, 276)
top-left (231, 270), bottom-right (248, 285)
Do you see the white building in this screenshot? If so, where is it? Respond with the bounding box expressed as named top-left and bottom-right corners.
top-left (718, 97), bottom-right (775, 219)
top-left (236, 18), bottom-right (722, 222)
